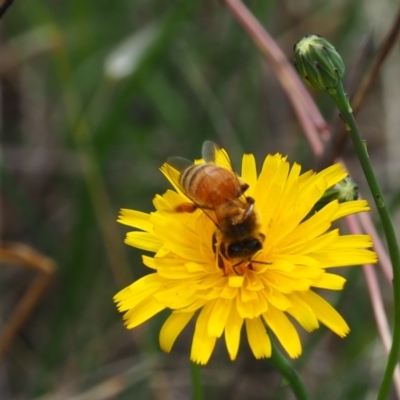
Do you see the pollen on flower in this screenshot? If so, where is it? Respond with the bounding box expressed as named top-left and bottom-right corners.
top-left (114, 142), bottom-right (377, 364)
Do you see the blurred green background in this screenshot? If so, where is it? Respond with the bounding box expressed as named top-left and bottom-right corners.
top-left (1, 0), bottom-right (399, 399)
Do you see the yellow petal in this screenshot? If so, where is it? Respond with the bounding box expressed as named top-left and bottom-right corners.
top-left (236, 290), bottom-right (268, 318)
top-left (241, 153), bottom-right (257, 196)
top-left (292, 279), bottom-right (313, 291)
top-left (196, 273), bottom-right (226, 290)
top-left (279, 229), bottom-right (339, 255)
top-left (299, 291), bottom-right (349, 337)
top-left (154, 282), bottom-right (198, 309)
top-left (207, 298), bottom-right (232, 338)
top-left (245, 318), bottom-right (271, 359)
top-left (279, 162), bottom-right (302, 209)
top-left (224, 305), bottom-right (243, 360)
top-left (313, 248), bottom-right (378, 268)
top-left (142, 255), bottom-right (157, 269)
top-left (253, 154), bottom-right (286, 215)
top-left (229, 275), bottom-right (245, 287)
top-left (257, 162), bottom-right (290, 224)
top-left (186, 262), bottom-right (208, 273)
top-left (263, 288), bottom-right (292, 311)
top-left (263, 259), bottom-right (295, 273)
top-left (298, 164), bottom-right (346, 201)
top-left (220, 285), bottom-right (238, 300)
top-left (244, 273), bottom-right (265, 291)
top-left (271, 254), bottom-right (320, 267)
top-left (114, 273), bottom-right (162, 311)
top-left (286, 162), bottom-right (302, 185)
top-left (153, 258), bottom-right (194, 279)
top-left (297, 169), bottom-right (314, 184)
top-left (160, 311), bottom-right (194, 353)
top-left (118, 209), bottom-right (152, 231)
top-left (278, 265), bottom-right (323, 280)
top-left (236, 292), bottom-right (255, 318)
top-left (125, 231), bottom-right (162, 252)
top-left (123, 297), bottom-right (165, 329)
top-left (191, 304), bottom-right (217, 365)
top-left (160, 163), bottom-right (185, 195)
top-left (333, 200), bottom-right (370, 220)
top-left (331, 234), bottom-right (374, 249)
top-left (286, 293), bottom-right (319, 332)
top-left (151, 216), bottom-right (205, 262)
top-left (214, 146), bottom-right (232, 170)
top-left (295, 168), bottom-right (337, 214)
top-left (262, 306), bottom-right (302, 358)
top-left (179, 298), bottom-right (208, 313)
top-left (261, 272), bottom-right (295, 294)
top-left (315, 163), bottom-right (348, 188)
top-left (312, 273), bottom-right (346, 290)
top-left (278, 201), bottom-right (339, 245)
top-left (153, 190), bottom-right (188, 212)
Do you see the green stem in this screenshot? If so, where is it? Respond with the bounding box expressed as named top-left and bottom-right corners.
top-left (269, 338), bottom-right (310, 400)
top-left (330, 82), bottom-right (400, 400)
top-left (190, 361), bottom-right (204, 400)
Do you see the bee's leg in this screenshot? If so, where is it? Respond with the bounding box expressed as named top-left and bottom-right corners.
top-left (246, 196), bottom-right (255, 205)
top-left (212, 233), bottom-right (227, 276)
top-left (232, 260), bottom-right (269, 275)
top-left (250, 259), bottom-right (272, 269)
top-left (231, 260), bottom-right (245, 275)
top-left (218, 254), bottom-right (227, 276)
top-left (175, 203), bottom-right (197, 213)
top-left (212, 233), bottom-right (217, 254)
top-left (239, 182), bottom-right (249, 195)
top-left (238, 196), bottom-right (256, 222)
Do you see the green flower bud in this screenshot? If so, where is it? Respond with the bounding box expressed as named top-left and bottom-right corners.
top-left (294, 34), bottom-right (345, 92)
top-left (306, 176), bottom-right (358, 217)
top-left (335, 176), bottom-right (359, 202)
top-left (323, 176), bottom-right (358, 203)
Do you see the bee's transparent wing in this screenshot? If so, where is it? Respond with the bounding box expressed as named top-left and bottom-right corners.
top-left (202, 140), bottom-right (233, 171)
top-left (201, 140), bottom-right (218, 163)
top-left (166, 156), bottom-right (193, 173)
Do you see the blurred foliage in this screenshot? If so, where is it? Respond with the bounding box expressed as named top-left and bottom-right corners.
top-left (0, 0), bottom-right (398, 399)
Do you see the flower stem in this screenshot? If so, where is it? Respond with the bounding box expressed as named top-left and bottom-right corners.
top-left (190, 361), bottom-right (204, 400)
top-left (269, 338), bottom-right (310, 400)
top-left (329, 82), bottom-right (400, 400)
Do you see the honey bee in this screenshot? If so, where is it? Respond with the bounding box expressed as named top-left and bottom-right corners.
top-left (166, 141), bottom-right (265, 275)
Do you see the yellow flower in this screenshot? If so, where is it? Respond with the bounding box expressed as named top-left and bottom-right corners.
top-left (114, 145), bottom-right (377, 365)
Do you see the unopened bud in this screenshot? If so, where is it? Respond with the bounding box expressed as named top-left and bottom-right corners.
top-left (294, 35), bottom-right (345, 92)
top-left (308, 177), bottom-right (359, 216)
top-left (334, 176), bottom-right (359, 202)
